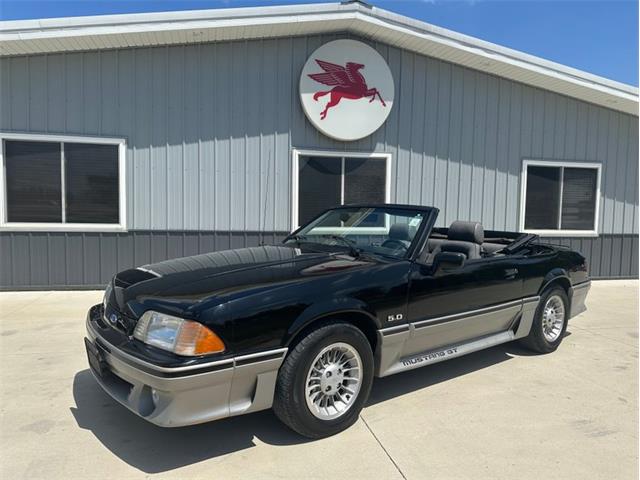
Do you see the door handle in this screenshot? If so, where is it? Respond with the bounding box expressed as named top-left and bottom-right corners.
top-left (504, 268), bottom-right (518, 279)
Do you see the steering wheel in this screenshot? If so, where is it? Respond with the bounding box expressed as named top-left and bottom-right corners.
top-left (381, 239), bottom-right (409, 252)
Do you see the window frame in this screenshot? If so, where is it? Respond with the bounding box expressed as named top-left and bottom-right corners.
top-left (0, 132), bottom-right (127, 232)
top-left (291, 148), bottom-right (392, 232)
top-left (519, 159), bottom-right (601, 237)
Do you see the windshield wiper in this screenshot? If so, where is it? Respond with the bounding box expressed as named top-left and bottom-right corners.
top-left (284, 234), bottom-right (330, 254)
top-left (318, 235), bottom-right (361, 258)
top-left (286, 234), bottom-right (361, 257)
top-left (287, 234), bottom-right (308, 243)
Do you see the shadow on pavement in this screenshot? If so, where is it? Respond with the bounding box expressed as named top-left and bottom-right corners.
top-left (71, 337), bottom-right (558, 473)
top-left (70, 369), bottom-right (309, 474)
top-left (368, 343), bottom-right (516, 405)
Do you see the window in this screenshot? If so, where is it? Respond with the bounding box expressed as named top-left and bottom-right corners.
top-left (1, 133), bottom-right (126, 231)
top-left (520, 160), bottom-right (601, 236)
top-left (292, 150), bottom-right (390, 228)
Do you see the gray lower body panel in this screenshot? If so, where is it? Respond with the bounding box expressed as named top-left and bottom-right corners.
top-left (383, 330), bottom-right (516, 376)
top-left (569, 281), bottom-right (591, 319)
top-left (86, 319), bottom-right (286, 427)
top-left (376, 297), bottom-right (540, 377)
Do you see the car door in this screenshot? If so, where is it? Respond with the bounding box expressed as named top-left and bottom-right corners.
top-left (403, 254), bottom-right (524, 358)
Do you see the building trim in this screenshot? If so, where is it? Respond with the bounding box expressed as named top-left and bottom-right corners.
top-left (519, 159), bottom-right (602, 238)
top-left (0, 131), bottom-right (128, 232)
top-left (291, 148), bottom-right (392, 230)
top-left (0, 3), bottom-right (637, 115)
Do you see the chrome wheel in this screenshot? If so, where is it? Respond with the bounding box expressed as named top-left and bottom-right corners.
top-left (305, 342), bottom-right (362, 420)
top-left (542, 294), bottom-right (565, 342)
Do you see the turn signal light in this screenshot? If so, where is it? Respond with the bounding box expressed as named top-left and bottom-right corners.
top-left (175, 321), bottom-right (225, 356)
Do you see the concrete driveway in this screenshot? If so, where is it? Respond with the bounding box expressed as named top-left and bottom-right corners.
top-left (1, 280), bottom-right (637, 479)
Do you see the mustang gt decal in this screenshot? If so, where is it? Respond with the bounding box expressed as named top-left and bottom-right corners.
top-left (402, 347), bottom-right (459, 367)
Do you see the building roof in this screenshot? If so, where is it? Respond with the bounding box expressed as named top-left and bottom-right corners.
top-left (1, 1), bottom-right (637, 115)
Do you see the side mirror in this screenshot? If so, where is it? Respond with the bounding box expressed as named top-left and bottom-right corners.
top-left (433, 251), bottom-right (466, 273)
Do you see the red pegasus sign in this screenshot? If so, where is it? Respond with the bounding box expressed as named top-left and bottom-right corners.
top-left (308, 59), bottom-right (387, 120)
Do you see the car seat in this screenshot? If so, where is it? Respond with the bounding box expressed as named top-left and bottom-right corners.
top-left (381, 223), bottom-right (412, 251)
top-left (430, 221), bottom-right (484, 261)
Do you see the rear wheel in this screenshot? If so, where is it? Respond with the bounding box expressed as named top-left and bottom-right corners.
top-left (273, 321), bottom-right (374, 438)
top-left (520, 286), bottom-right (569, 353)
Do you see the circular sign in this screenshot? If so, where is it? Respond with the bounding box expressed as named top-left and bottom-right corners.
top-left (299, 39), bottom-right (394, 141)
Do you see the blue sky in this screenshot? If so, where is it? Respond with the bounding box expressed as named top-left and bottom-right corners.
top-left (1, 0), bottom-right (637, 86)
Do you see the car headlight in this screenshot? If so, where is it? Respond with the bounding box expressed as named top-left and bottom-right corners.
top-left (133, 311), bottom-right (225, 356)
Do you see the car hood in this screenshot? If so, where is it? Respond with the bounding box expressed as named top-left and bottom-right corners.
top-left (109, 245), bottom-right (376, 318)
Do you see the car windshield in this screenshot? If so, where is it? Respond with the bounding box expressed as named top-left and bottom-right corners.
top-left (285, 206), bottom-right (430, 258)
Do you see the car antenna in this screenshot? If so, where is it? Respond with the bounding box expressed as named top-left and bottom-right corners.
top-left (259, 148), bottom-right (272, 246)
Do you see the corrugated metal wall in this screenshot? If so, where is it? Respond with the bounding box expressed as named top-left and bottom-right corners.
top-left (2, 34), bottom-right (637, 233)
top-left (0, 231), bottom-right (288, 288)
top-left (538, 235), bottom-right (638, 279)
top-left (0, 34), bottom-right (638, 287)
top-left (0, 231), bottom-right (633, 289)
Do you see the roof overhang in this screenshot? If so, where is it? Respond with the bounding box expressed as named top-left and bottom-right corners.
top-left (1, 2), bottom-right (637, 115)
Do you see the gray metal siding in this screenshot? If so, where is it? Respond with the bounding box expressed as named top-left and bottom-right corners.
top-left (1, 34), bottom-right (637, 234)
top-left (0, 231), bottom-right (289, 289)
top-left (0, 34), bottom-right (638, 287)
top-left (0, 232), bottom-right (635, 289)
top-left (538, 235), bottom-right (639, 279)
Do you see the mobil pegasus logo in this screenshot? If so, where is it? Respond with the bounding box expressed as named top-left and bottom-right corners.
top-left (307, 59), bottom-right (387, 120)
top-left (299, 39), bottom-right (395, 141)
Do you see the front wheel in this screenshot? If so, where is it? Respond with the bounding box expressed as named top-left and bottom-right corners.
top-left (273, 321), bottom-right (374, 438)
top-left (519, 287), bottom-right (569, 353)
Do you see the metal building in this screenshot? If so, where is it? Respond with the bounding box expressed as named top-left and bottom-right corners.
top-left (0, 2), bottom-right (638, 289)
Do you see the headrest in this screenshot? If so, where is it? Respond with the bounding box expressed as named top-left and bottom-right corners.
top-left (448, 221), bottom-right (484, 244)
top-left (388, 223), bottom-right (410, 241)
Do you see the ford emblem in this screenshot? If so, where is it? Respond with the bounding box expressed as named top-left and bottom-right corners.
top-left (109, 313), bottom-right (118, 325)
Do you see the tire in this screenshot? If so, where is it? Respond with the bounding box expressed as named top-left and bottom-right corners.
top-left (273, 321), bottom-right (374, 439)
top-left (519, 286), bottom-right (569, 353)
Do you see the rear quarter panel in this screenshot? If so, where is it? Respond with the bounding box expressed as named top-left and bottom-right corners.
top-left (519, 247), bottom-right (588, 298)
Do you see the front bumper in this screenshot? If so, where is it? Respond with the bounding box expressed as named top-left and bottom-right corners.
top-left (85, 305), bottom-right (287, 427)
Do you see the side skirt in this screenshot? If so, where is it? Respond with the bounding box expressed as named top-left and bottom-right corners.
top-left (379, 330), bottom-right (515, 377)
top-left (375, 296), bottom-right (540, 378)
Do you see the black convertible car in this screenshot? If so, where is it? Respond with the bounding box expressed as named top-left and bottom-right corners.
top-left (85, 204), bottom-right (590, 438)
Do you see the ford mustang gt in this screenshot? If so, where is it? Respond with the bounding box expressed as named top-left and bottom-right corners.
top-left (85, 204), bottom-right (590, 438)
